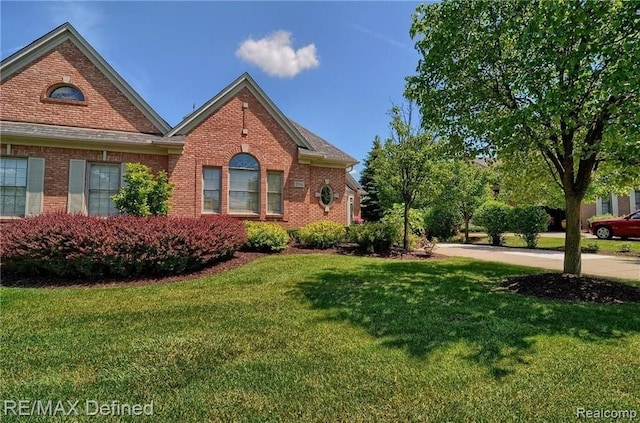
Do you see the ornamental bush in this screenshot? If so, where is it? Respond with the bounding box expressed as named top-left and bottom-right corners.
top-left (111, 163), bottom-right (175, 216)
top-left (380, 204), bottom-right (426, 235)
top-left (298, 220), bottom-right (346, 249)
top-left (0, 214), bottom-right (247, 280)
top-left (511, 205), bottom-right (549, 248)
top-left (474, 201), bottom-right (513, 246)
top-left (244, 221), bottom-right (289, 252)
top-left (348, 221), bottom-right (400, 253)
top-left (423, 206), bottom-right (461, 241)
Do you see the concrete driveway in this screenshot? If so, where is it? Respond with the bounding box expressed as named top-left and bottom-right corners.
top-left (438, 243), bottom-right (640, 281)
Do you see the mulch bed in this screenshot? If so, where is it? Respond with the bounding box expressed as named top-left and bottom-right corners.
top-left (501, 273), bottom-right (640, 304)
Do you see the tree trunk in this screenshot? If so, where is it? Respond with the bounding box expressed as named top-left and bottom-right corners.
top-left (563, 194), bottom-right (583, 276)
top-left (403, 202), bottom-right (410, 251)
top-left (464, 218), bottom-right (470, 244)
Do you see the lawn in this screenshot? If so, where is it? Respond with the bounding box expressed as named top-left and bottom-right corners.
top-left (1, 254), bottom-right (639, 422)
top-left (467, 234), bottom-right (640, 254)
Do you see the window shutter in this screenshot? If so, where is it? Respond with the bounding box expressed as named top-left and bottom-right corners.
top-left (25, 157), bottom-right (45, 216)
top-left (68, 159), bottom-right (86, 213)
top-left (120, 162), bottom-right (128, 188)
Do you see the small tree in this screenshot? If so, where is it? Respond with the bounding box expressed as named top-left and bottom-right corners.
top-left (511, 206), bottom-right (549, 248)
top-left (375, 104), bottom-right (438, 250)
top-left (111, 163), bottom-right (175, 216)
top-left (438, 160), bottom-right (491, 243)
top-left (475, 201), bottom-right (513, 246)
top-left (359, 137), bottom-right (385, 222)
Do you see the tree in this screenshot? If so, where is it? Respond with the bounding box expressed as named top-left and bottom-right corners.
top-left (406, 0), bottom-right (640, 275)
top-left (359, 137), bottom-right (385, 222)
top-left (374, 104), bottom-right (438, 250)
top-left (494, 151), bottom-right (565, 210)
top-left (112, 163), bottom-right (175, 216)
top-left (439, 160), bottom-right (491, 243)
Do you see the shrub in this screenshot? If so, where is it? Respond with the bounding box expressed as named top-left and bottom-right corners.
top-left (474, 201), bottom-right (513, 246)
top-left (583, 241), bottom-right (600, 253)
top-left (587, 213), bottom-right (616, 226)
top-left (381, 204), bottom-right (426, 235)
top-left (244, 222), bottom-right (289, 252)
top-left (298, 220), bottom-right (346, 249)
top-left (619, 242), bottom-right (632, 253)
top-left (0, 214), bottom-right (247, 280)
top-left (348, 221), bottom-right (400, 253)
top-left (287, 229), bottom-right (300, 243)
top-left (111, 163), bottom-right (175, 216)
top-left (511, 206), bottom-right (549, 248)
top-left (423, 206), bottom-right (461, 241)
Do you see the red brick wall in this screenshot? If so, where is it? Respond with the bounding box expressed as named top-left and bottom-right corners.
top-left (1, 144), bottom-right (167, 213)
top-left (169, 87), bottom-right (348, 227)
top-left (580, 202), bottom-right (596, 230)
top-left (0, 40), bottom-right (161, 134)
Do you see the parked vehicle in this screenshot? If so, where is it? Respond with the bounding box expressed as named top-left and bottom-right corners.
top-left (589, 210), bottom-right (640, 239)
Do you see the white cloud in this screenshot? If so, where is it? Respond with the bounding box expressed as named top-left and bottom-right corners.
top-left (236, 31), bottom-right (319, 78)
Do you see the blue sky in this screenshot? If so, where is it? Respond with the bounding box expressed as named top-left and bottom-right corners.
top-left (1, 1), bottom-right (424, 175)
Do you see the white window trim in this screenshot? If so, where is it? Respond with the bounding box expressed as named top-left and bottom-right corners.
top-left (202, 166), bottom-right (222, 214)
top-left (0, 156), bottom-right (30, 217)
top-left (86, 162), bottom-right (121, 216)
top-left (266, 171), bottom-right (284, 216)
top-left (631, 190), bottom-right (639, 211)
top-left (227, 169), bottom-right (260, 215)
top-left (346, 194), bottom-right (354, 225)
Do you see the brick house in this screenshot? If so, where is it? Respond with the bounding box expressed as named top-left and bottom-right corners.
top-left (0, 23), bottom-right (362, 228)
top-left (580, 192), bottom-right (640, 229)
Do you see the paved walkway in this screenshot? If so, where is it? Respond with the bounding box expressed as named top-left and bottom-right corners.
top-left (438, 244), bottom-right (640, 281)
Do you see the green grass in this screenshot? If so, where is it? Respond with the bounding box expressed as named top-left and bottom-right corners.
top-left (466, 234), bottom-right (640, 254)
top-left (2, 255), bottom-right (639, 422)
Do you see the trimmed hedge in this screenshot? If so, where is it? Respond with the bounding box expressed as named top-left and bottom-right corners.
top-left (298, 220), bottom-right (346, 249)
top-left (244, 221), bottom-right (289, 252)
top-left (511, 206), bottom-right (549, 248)
top-left (0, 214), bottom-right (247, 279)
top-left (424, 206), bottom-right (460, 241)
top-left (348, 221), bottom-right (400, 253)
top-left (474, 201), bottom-right (513, 246)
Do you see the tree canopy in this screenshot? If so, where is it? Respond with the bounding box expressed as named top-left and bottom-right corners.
top-left (359, 137), bottom-right (385, 222)
top-left (406, 0), bottom-right (640, 275)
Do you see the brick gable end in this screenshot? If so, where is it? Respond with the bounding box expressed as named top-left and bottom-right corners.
top-left (1, 40), bottom-right (161, 134)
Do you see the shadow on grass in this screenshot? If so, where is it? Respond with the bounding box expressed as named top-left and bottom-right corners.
top-left (298, 260), bottom-right (640, 378)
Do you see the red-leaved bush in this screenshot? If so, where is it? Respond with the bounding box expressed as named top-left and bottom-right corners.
top-left (0, 214), bottom-right (247, 279)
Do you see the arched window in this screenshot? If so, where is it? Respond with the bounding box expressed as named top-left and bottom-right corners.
top-left (229, 153), bottom-right (259, 213)
top-left (48, 85), bottom-right (85, 102)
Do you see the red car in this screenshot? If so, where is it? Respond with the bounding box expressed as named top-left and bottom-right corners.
top-left (589, 210), bottom-right (640, 239)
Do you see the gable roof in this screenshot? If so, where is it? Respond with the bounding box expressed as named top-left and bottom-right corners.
top-left (168, 72), bottom-right (357, 166)
top-left (291, 121), bottom-right (357, 166)
top-left (346, 171), bottom-right (366, 194)
top-left (0, 22), bottom-right (170, 134)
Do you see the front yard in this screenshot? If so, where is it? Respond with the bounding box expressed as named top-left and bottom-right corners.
top-left (2, 254), bottom-right (639, 422)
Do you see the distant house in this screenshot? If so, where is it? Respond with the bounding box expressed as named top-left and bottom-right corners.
top-left (580, 192), bottom-right (640, 229)
top-left (0, 23), bottom-right (362, 227)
